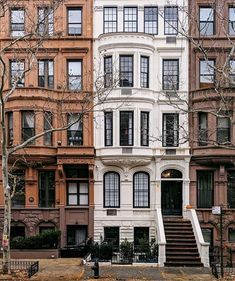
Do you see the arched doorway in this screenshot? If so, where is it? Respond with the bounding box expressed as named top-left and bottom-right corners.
top-left (161, 169), bottom-right (183, 216)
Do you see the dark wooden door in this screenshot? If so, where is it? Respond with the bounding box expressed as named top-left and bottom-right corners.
top-left (161, 181), bottom-right (182, 215)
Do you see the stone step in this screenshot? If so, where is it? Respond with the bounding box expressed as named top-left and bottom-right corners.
top-left (165, 261), bottom-right (203, 267)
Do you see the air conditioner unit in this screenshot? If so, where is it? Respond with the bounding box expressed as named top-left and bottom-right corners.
top-left (166, 36), bottom-right (177, 43)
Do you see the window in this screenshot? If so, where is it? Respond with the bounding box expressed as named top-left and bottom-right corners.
top-left (141, 112), bottom-right (149, 146)
top-left (38, 7), bottom-right (53, 36)
top-left (124, 7), bottom-right (137, 32)
top-left (133, 172), bottom-right (150, 208)
top-left (134, 227), bottom-right (149, 250)
top-left (104, 56), bottom-right (113, 88)
top-left (229, 228), bottom-right (235, 242)
top-left (120, 111), bottom-right (133, 146)
top-left (199, 7), bottom-right (215, 36)
top-left (11, 226), bottom-right (25, 240)
top-left (22, 111), bottom-right (35, 142)
top-left (67, 182), bottom-right (89, 206)
top-left (65, 164), bottom-right (88, 178)
top-left (38, 60), bottom-right (54, 88)
top-left (200, 59), bottom-right (215, 85)
top-left (44, 111), bottom-right (53, 146)
top-left (104, 227), bottom-right (119, 251)
top-left (162, 113), bottom-right (179, 147)
top-left (104, 7), bottom-right (117, 33)
top-left (227, 171), bottom-right (235, 208)
top-left (10, 60), bottom-right (25, 87)
top-left (198, 112), bottom-right (208, 146)
top-left (229, 7), bottom-right (235, 35)
top-left (39, 171), bottom-right (55, 207)
top-left (104, 172), bottom-right (120, 208)
top-left (68, 60), bottom-right (82, 90)
top-left (104, 112), bottom-right (113, 146)
top-left (68, 8), bottom-right (82, 35)
top-left (67, 226), bottom-right (87, 246)
top-left (163, 59), bottom-right (179, 91)
top-left (229, 59), bottom-right (235, 85)
top-left (217, 114), bottom-right (231, 144)
top-left (119, 55), bottom-right (133, 87)
top-left (11, 9), bottom-right (25, 37)
top-left (67, 113), bottom-right (83, 146)
top-left (197, 171), bottom-right (214, 208)
top-left (164, 6), bottom-right (178, 35)
top-left (9, 170), bottom-right (25, 208)
top-left (140, 56), bottom-right (149, 88)
top-left (144, 7), bottom-right (158, 34)
top-left (202, 228), bottom-right (213, 246)
top-left (7, 112), bottom-right (13, 146)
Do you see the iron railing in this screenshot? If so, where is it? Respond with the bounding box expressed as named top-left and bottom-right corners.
top-left (0, 260), bottom-right (39, 277)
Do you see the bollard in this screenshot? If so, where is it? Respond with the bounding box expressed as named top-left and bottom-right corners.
top-left (91, 260), bottom-right (99, 279)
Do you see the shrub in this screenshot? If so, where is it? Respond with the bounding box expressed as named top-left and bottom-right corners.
top-left (120, 239), bottom-right (133, 261)
top-left (11, 230), bottom-right (60, 249)
top-left (90, 242), bottom-right (113, 261)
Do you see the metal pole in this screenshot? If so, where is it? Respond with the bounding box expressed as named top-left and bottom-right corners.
top-left (220, 206), bottom-right (224, 278)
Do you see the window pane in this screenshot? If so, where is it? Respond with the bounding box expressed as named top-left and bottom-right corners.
top-left (105, 112), bottom-right (113, 146)
top-left (11, 9), bottom-right (25, 37)
top-left (141, 112), bottom-right (149, 146)
top-left (104, 227), bottom-right (119, 250)
top-left (11, 61), bottom-right (25, 87)
top-left (134, 173), bottom-right (149, 208)
top-left (104, 172), bottom-right (120, 207)
top-left (197, 171), bottom-right (213, 208)
top-left (120, 56), bottom-right (133, 87)
top-left (104, 7), bottom-right (117, 33)
top-left (144, 7), bottom-right (158, 34)
top-left (228, 171), bottom-right (235, 208)
top-left (104, 56), bottom-right (113, 88)
top-left (67, 113), bottom-right (83, 146)
top-left (39, 171), bottom-right (55, 207)
top-left (200, 60), bottom-right (214, 83)
top-left (229, 228), bottom-right (235, 242)
top-left (162, 113), bottom-right (179, 147)
top-left (69, 194), bottom-right (78, 205)
top-left (80, 194), bottom-right (88, 205)
top-left (68, 9), bottom-right (82, 35)
top-left (124, 7), bottom-right (137, 32)
top-left (163, 59), bottom-right (179, 90)
top-left (217, 114), bottom-right (231, 144)
top-left (199, 7), bottom-right (214, 36)
top-left (120, 111), bottom-right (133, 146)
top-left (198, 112), bottom-right (208, 146)
top-left (164, 6), bottom-right (178, 35)
top-left (68, 61), bottom-right (82, 90)
top-left (140, 56), bottom-right (149, 88)
top-left (68, 182), bottom-right (77, 193)
top-left (80, 182), bottom-right (88, 193)
top-left (10, 170), bottom-right (25, 208)
top-left (229, 8), bottom-right (235, 35)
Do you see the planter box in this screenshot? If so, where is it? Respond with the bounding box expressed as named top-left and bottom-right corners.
top-left (11, 249), bottom-right (59, 259)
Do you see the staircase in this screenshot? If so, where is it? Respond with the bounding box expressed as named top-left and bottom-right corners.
top-left (163, 217), bottom-right (203, 267)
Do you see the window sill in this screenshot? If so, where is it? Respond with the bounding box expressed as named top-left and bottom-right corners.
top-left (65, 206), bottom-right (89, 209)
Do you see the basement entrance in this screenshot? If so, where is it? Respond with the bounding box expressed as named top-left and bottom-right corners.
top-left (161, 169), bottom-right (183, 216)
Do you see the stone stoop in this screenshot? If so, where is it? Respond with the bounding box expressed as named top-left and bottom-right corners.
top-left (163, 216), bottom-right (203, 267)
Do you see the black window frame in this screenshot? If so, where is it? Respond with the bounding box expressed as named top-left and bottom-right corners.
top-left (123, 7), bottom-right (138, 33)
top-left (134, 227), bottom-right (149, 250)
top-left (119, 55), bottom-right (134, 87)
top-left (11, 8), bottom-right (25, 37)
top-left (229, 7), bottom-right (235, 36)
top-left (162, 113), bottom-right (179, 147)
top-left (141, 111), bottom-right (149, 147)
top-left (104, 56), bottom-right (113, 88)
top-left (144, 6), bottom-right (158, 35)
top-left (228, 171), bottom-right (235, 208)
top-left (38, 7), bottom-right (54, 36)
top-left (38, 170), bottom-right (55, 208)
top-left (104, 227), bottom-right (119, 251)
top-left (162, 59), bottom-right (179, 91)
top-left (21, 111), bottom-right (35, 143)
top-left (103, 7), bottom-right (117, 33)
top-left (199, 59), bottom-right (215, 85)
top-left (120, 111), bottom-right (134, 146)
top-left (67, 60), bottom-right (82, 91)
top-left (198, 112), bottom-right (208, 146)
top-left (38, 59), bottom-right (54, 89)
top-left (133, 172), bottom-right (150, 208)
top-left (197, 170), bottom-right (214, 208)
top-left (67, 7), bottom-right (82, 36)
top-left (67, 181), bottom-right (89, 206)
top-left (164, 6), bottom-right (178, 35)
top-left (67, 113), bottom-right (83, 146)
top-left (140, 56), bottom-right (149, 88)
top-left (44, 111), bottom-right (53, 146)
top-left (10, 60), bottom-right (25, 87)
top-left (229, 59), bottom-right (235, 85)
top-left (104, 111), bottom-right (113, 146)
top-left (199, 6), bottom-right (215, 36)
top-left (217, 113), bottom-right (231, 144)
top-left (103, 172), bottom-right (120, 208)
top-left (7, 111), bottom-right (13, 146)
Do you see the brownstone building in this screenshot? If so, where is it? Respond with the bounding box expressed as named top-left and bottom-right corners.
top-left (0, 0), bottom-right (94, 248)
top-left (189, 0), bottom-right (235, 257)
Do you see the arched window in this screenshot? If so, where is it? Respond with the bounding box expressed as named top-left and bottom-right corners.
top-left (133, 172), bottom-right (150, 208)
top-left (161, 169), bottom-right (182, 179)
top-left (104, 172), bottom-right (120, 208)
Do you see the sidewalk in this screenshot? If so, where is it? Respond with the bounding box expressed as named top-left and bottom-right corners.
top-left (31, 258), bottom-right (83, 281)
top-left (83, 265), bottom-right (216, 281)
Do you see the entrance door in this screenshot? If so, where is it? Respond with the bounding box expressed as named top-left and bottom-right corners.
top-left (161, 180), bottom-right (182, 215)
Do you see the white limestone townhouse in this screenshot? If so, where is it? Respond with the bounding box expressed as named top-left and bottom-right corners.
top-left (93, 0), bottom-right (209, 266)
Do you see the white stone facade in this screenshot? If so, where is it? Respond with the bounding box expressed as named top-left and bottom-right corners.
top-left (93, 0), bottom-right (190, 248)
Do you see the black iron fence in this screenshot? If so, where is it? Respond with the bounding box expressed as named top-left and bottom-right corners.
top-left (0, 260), bottom-right (39, 278)
top-left (111, 253), bottom-right (158, 265)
